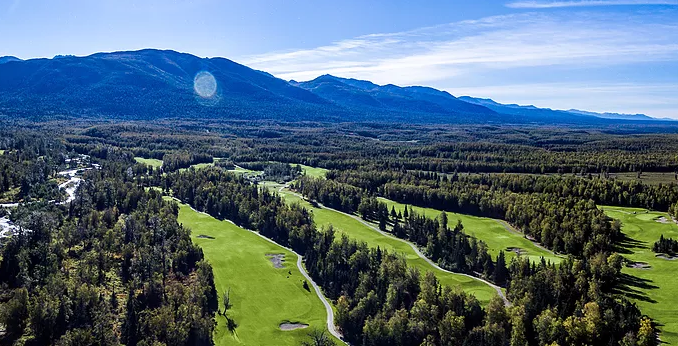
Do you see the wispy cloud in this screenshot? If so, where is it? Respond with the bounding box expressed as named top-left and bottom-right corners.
top-left (506, 0), bottom-right (678, 8)
top-left (241, 9), bottom-right (678, 117)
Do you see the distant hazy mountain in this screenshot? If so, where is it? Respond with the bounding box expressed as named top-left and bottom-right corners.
top-left (459, 96), bottom-right (658, 122)
top-left (0, 49), bottom-right (661, 124)
top-left (566, 109), bottom-right (654, 121)
top-left (0, 56), bottom-right (22, 64)
top-left (292, 75), bottom-right (500, 120)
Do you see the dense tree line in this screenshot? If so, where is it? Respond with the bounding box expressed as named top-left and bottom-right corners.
top-left (328, 169), bottom-right (678, 212)
top-left (57, 121), bottom-right (678, 178)
top-left (0, 133), bottom-right (66, 202)
top-left (670, 202), bottom-right (678, 219)
top-left (0, 160), bottom-right (217, 345)
top-left (652, 235), bottom-right (678, 255)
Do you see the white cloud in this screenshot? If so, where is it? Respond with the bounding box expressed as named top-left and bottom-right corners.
top-left (240, 10), bottom-right (678, 117)
top-left (506, 1), bottom-right (678, 8)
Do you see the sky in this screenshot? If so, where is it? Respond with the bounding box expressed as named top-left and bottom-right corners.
top-left (1, 0), bottom-right (678, 118)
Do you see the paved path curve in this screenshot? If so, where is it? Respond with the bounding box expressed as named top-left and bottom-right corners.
top-left (282, 188), bottom-right (511, 306)
top-left (174, 197), bottom-right (346, 344)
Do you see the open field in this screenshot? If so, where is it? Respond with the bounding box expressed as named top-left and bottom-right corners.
top-left (602, 206), bottom-right (678, 345)
top-left (261, 182), bottom-right (501, 304)
top-left (134, 157), bottom-right (163, 168)
top-left (174, 200), bottom-right (332, 346)
top-left (299, 165), bottom-right (329, 179)
top-left (609, 172), bottom-right (678, 185)
top-left (377, 198), bottom-right (562, 264)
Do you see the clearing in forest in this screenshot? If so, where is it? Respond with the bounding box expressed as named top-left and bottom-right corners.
top-left (133, 157), bottom-right (163, 168)
top-left (299, 164), bottom-right (329, 179)
top-left (602, 206), bottom-right (678, 345)
top-left (263, 182), bottom-right (501, 305)
top-left (377, 198), bottom-right (562, 264)
top-left (174, 201), bottom-right (331, 346)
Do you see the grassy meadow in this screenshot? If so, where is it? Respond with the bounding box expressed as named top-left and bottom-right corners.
top-left (602, 206), bottom-right (678, 345)
top-left (299, 165), bottom-right (329, 179)
top-left (133, 157), bottom-right (163, 168)
top-left (174, 200), bottom-right (331, 346)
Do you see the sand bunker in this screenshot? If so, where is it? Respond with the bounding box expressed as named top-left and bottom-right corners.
top-left (279, 322), bottom-right (309, 331)
top-left (656, 217), bottom-right (670, 224)
top-left (197, 234), bottom-right (215, 239)
top-left (627, 262), bottom-right (651, 269)
top-left (506, 247), bottom-right (527, 255)
top-left (266, 254), bottom-right (285, 269)
top-left (655, 253), bottom-right (678, 260)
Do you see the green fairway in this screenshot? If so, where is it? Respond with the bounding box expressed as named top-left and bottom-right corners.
top-left (134, 157), bottom-right (163, 168)
top-left (602, 206), bottom-right (678, 345)
top-left (299, 165), bottom-right (329, 179)
top-left (174, 200), bottom-right (331, 346)
top-left (261, 183), bottom-right (501, 304)
top-left (377, 198), bottom-right (562, 264)
top-left (178, 162), bottom-right (215, 172)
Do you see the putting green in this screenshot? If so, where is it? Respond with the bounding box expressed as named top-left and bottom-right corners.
top-left (602, 206), bottom-right (678, 345)
top-left (174, 201), bottom-right (331, 346)
top-left (377, 198), bottom-right (562, 264)
top-left (261, 182), bottom-right (500, 305)
top-left (134, 157), bottom-right (163, 168)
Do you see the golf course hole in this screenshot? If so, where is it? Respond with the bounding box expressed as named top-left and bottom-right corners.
top-left (506, 247), bottom-right (527, 255)
top-left (279, 322), bottom-right (309, 331)
top-left (197, 234), bottom-right (215, 239)
top-left (627, 261), bottom-right (651, 269)
top-left (266, 253), bottom-right (285, 268)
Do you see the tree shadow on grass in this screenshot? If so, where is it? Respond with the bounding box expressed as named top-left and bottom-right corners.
top-left (611, 273), bottom-right (659, 303)
top-left (224, 314), bottom-right (239, 336)
top-left (614, 234), bottom-right (646, 255)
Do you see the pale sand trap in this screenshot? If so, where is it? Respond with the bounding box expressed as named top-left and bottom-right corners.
top-left (656, 217), bottom-right (670, 224)
top-left (627, 262), bottom-right (651, 269)
top-left (506, 247), bottom-right (526, 255)
top-left (280, 322), bottom-right (309, 331)
top-left (655, 253), bottom-right (678, 260)
top-left (266, 253), bottom-right (285, 269)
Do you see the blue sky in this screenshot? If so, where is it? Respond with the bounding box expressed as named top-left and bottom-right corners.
top-left (1, 0), bottom-right (678, 118)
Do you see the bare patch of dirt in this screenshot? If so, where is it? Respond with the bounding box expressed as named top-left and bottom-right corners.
top-left (506, 247), bottom-right (527, 255)
top-left (266, 253), bottom-right (285, 268)
top-left (197, 234), bottom-right (215, 239)
top-left (627, 262), bottom-right (652, 269)
top-left (279, 322), bottom-right (309, 331)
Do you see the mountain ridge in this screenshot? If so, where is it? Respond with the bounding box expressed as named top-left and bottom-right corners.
top-left (0, 49), bottom-right (665, 124)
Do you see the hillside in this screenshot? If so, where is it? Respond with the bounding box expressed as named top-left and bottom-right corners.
top-left (0, 49), bottom-right (663, 125)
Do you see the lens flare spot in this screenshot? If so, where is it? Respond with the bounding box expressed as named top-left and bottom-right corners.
top-left (194, 71), bottom-right (217, 98)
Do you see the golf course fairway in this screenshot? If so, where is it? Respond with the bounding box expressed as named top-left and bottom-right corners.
top-left (263, 183), bottom-right (501, 305)
top-left (377, 197), bottom-right (562, 264)
top-left (602, 206), bottom-right (678, 345)
top-left (174, 201), bottom-right (333, 346)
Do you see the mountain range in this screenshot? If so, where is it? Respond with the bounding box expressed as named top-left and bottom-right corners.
top-left (0, 49), bottom-right (665, 124)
